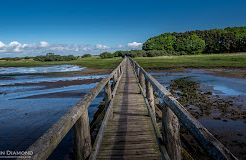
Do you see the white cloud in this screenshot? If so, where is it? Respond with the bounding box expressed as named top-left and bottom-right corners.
top-left (40, 41), bottom-right (49, 47)
top-left (9, 41), bottom-right (21, 47)
top-left (0, 41), bottom-right (6, 49)
top-left (127, 42), bottom-right (142, 48)
top-left (82, 47), bottom-right (92, 51)
top-left (0, 40), bottom-right (144, 57)
top-left (96, 44), bottom-right (109, 50)
top-left (117, 44), bottom-right (124, 48)
top-left (8, 41), bottom-right (23, 52)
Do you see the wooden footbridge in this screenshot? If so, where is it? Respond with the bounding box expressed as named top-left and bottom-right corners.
top-left (21, 57), bottom-right (237, 160)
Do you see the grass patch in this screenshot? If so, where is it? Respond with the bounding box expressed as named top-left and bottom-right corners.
top-left (0, 57), bottom-right (122, 69)
top-left (134, 53), bottom-right (246, 69)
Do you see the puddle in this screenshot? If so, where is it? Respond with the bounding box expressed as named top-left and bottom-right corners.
top-left (213, 85), bottom-right (245, 96)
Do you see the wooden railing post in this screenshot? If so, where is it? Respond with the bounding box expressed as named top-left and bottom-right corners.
top-left (139, 70), bottom-right (145, 89)
top-left (137, 67), bottom-right (140, 77)
top-left (105, 81), bottom-right (112, 104)
top-left (132, 62), bottom-right (135, 71)
top-left (162, 105), bottom-right (181, 160)
top-left (146, 79), bottom-right (156, 121)
top-left (117, 67), bottom-right (121, 78)
top-left (120, 65), bottom-right (122, 74)
top-left (113, 72), bottom-right (118, 85)
top-left (74, 109), bottom-right (92, 160)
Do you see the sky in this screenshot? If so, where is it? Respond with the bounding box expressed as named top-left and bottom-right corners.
top-left (0, 0), bottom-right (246, 57)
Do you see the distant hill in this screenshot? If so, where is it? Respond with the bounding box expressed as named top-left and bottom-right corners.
top-left (143, 27), bottom-right (246, 54)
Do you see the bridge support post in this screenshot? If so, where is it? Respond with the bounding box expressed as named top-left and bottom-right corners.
top-left (146, 80), bottom-right (156, 121)
top-left (105, 81), bottom-right (112, 104)
top-left (139, 71), bottom-right (145, 90)
top-left (74, 109), bottom-right (92, 160)
top-left (162, 106), bottom-right (181, 160)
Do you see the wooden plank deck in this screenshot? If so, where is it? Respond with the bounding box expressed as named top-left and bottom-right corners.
top-left (97, 59), bottom-right (161, 160)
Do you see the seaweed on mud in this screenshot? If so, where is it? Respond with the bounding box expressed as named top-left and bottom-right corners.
top-left (169, 77), bottom-right (246, 120)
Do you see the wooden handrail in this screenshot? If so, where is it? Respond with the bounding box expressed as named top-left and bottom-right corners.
top-left (19, 57), bottom-right (127, 160)
top-left (129, 57), bottom-right (238, 160)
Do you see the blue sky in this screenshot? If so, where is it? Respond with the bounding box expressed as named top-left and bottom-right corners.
top-left (0, 0), bottom-right (246, 57)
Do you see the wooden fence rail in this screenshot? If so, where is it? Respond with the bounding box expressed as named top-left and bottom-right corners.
top-left (129, 57), bottom-right (238, 160)
top-left (18, 58), bottom-right (126, 160)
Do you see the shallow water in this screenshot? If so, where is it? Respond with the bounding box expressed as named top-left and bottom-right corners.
top-left (151, 69), bottom-right (246, 96)
top-left (0, 65), bottom-right (85, 75)
top-left (0, 74), bottom-right (107, 86)
top-left (0, 65), bottom-right (107, 159)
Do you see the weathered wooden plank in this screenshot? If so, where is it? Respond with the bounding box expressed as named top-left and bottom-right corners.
top-left (94, 59), bottom-right (161, 160)
top-left (102, 132), bottom-right (154, 137)
top-left (99, 142), bottom-right (159, 150)
top-left (96, 154), bottom-right (160, 159)
top-left (102, 136), bottom-right (157, 142)
top-left (89, 70), bottom-right (124, 160)
top-left (97, 149), bottom-right (159, 156)
top-left (104, 125), bottom-right (153, 131)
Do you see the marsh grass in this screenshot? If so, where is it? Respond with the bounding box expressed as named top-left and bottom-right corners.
top-left (134, 53), bottom-right (246, 69)
top-left (0, 53), bottom-right (245, 69)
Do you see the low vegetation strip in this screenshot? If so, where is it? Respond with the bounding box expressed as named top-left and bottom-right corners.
top-left (0, 53), bottom-right (245, 69)
top-left (134, 53), bottom-right (246, 69)
top-left (0, 57), bottom-right (122, 69)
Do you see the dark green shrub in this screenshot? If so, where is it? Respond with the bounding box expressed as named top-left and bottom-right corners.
top-left (82, 54), bottom-right (92, 58)
top-left (100, 52), bottom-right (114, 58)
top-left (33, 53), bottom-right (78, 62)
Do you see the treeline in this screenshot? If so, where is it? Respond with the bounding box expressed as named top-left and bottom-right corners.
top-left (99, 50), bottom-right (185, 58)
top-left (0, 57), bottom-right (33, 61)
top-left (1, 53), bottom-right (93, 61)
top-left (33, 53), bottom-right (78, 62)
top-left (142, 27), bottom-right (246, 54)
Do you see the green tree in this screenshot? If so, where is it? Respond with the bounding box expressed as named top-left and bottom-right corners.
top-left (143, 33), bottom-right (176, 51)
top-left (142, 26), bottom-right (246, 54)
top-left (100, 52), bottom-right (114, 58)
top-left (175, 34), bottom-right (205, 54)
top-left (82, 54), bottom-right (92, 58)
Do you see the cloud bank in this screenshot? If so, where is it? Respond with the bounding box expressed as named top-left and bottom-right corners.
top-left (0, 41), bottom-right (143, 57)
top-left (127, 42), bottom-right (143, 48)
